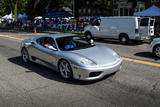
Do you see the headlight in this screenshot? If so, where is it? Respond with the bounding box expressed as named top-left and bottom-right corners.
top-left (79, 58), bottom-right (95, 65)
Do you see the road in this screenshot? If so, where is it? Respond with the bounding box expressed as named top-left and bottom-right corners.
top-left (0, 32), bottom-right (160, 107)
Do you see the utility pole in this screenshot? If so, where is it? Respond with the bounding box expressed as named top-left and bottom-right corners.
top-left (72, 0), bottom-right (75, 18)
top-left (73, 0), bottom-right (79, 28)
top-left (14, 0), bottom-right (18, 22)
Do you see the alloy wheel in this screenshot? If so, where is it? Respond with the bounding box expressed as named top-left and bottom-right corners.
top-left (155, 46), bottom-right (160, 58)
top-left (85, 32), bottom-right (92, 40)
top-left (121, 37), bottom-right (127, 43)
top-left (22, 48), bottom-right (29, 63)
top-left (120, 36), bottom-right (128, 44)
top-left (86, 34), bottom-right (91, 40)
top-left (59, 60), bottom-right (72, 79)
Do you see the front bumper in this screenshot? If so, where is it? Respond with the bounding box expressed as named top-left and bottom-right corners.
top-left (71, 59), bottom-right (122, 81)
top-left (149, 44), bottom-right (153, 53)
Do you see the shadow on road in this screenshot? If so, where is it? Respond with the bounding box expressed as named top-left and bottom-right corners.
top-left (95, 38), bottom-right (147, 46)
top-left (134, 52), bottom-right (160, 61)
top-left (8, 56), bottom-right (114, 85)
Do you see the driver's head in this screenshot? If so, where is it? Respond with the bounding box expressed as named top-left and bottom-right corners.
top-left (46, 38), bottom-right (54, 45)
top-left (65, 37), bottom-right (72, 44)
top-left (49, 39), bottom-right (54, 45)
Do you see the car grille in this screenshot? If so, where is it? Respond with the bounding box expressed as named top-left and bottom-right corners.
top-left (89, 72), bottom-right (102, 77)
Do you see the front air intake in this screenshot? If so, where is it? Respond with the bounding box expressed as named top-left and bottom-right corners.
top-left (89, 72), bottom-right (102, 77)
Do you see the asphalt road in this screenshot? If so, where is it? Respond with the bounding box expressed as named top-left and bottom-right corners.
top-left (0, 32), bottom-right (160, 107)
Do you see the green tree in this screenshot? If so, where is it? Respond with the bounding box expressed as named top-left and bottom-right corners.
top-left (0, 0), bottom-right (27, 16)
top-left (26, 0), bottom-right (69, 19)
top-left (14, 0), bottom-right (18, 21)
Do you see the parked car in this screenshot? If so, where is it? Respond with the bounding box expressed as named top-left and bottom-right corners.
top-left (21, 34), bottom-right (122, 81)
top-left (84, 17), bottom-right (155, 44)
top-left (150, 38), bottom-right (160, 58)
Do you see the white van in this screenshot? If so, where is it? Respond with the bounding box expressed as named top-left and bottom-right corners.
top-left (84, 17), bottom-right (155, 44)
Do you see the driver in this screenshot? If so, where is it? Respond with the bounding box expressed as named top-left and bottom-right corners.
top-left (64, 39), bottom-right (76, 50)
top-left (44, 38), bottom-right (55, 48)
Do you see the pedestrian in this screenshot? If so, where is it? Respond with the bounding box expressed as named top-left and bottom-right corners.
top-left (51, 20), bottom-right (54, 28)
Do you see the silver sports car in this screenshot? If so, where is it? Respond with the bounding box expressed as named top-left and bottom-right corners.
top-left (149, 38), bottom-right (160, 58)
top-left (21, 34), bottom-right (122, 80)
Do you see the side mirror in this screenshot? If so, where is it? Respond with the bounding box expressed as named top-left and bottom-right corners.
top-left (26, 41), bottom-right (35, 46)
top-left (90, 39), bottom-right (94, 45)
top-left (47, 44), bottom-right (57, 51)
top-left (31, 41), bottom-right (35, 45)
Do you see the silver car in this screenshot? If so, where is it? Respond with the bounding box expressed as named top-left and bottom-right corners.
top-left (150, 38), bottom-right (160, 58)
top-left (21, 34), bottom-right (122, 80)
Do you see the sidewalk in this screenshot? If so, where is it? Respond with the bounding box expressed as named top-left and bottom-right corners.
top-left (0, 29), bottom-right (84, 40)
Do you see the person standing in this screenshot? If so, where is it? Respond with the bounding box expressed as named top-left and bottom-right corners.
top-left (51, 19), bottom-right (54, 28)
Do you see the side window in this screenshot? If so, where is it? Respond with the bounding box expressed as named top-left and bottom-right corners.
top-left (44, 37), bottom-right (57, 48)
top-left (92, 19), bottom-right (101, 26)
top-left (140, 18), bottom-right (149, 26)
top-left (150, 20), bottom-right (154, 26)
top-left (36, 37), bottom-right (45, 46)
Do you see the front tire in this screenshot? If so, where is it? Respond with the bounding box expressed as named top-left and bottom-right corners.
top-left (21, 48), bottom-right (30, 63)
top-left (58, 60), bottom-right (73, 80)
top-left (153, 45), bottom-right (160, 58)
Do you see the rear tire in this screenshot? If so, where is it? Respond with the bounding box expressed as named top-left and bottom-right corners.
top-left (21, 48), bottom-right (30, 63)
top-left (153, 45), bottom-right (160, 58)
top-left (119, 35), bottom-right (129, 44)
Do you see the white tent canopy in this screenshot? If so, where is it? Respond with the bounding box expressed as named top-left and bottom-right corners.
top-left (2, 12), bottom-right (14, 20)
top-left (35, 16), bottom-right (42, 19)
top-left (134, 5), bottom-right (160, 16)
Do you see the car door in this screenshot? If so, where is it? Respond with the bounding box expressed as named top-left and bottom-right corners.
top-left (91, 19), bottom-right (101, 37)
top-left (34, 37), bottom-right (58, 68)
top-left (99, 18), bottom-right (115, 39)
top-left (139, 18), bottom-right (149, 38)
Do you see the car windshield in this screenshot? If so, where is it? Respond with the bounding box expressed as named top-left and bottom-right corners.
top-left (56, 36), bottom-right (95, 51)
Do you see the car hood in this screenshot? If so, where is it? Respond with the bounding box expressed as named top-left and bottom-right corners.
top-left (153, 38), bottom-right (160, 42)
top-left (71, 45), bottom-right (120, 66)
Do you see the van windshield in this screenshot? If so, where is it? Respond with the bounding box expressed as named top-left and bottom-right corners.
top-left (92, 19), bottom-right (101, 26)
top-left (140, 18), bottom-right (149, 26)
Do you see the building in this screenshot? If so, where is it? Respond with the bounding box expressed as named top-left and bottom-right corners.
top-left (145, 0), bottom-right (160, 8)
top-left (65, 0), bottom-right (160, 17)
top-left (77, 0), bottom-right (109, 16)
top-left (111, 0), bottom-right (133, 16)
top-left (111, 0), bottom-right (160, 16)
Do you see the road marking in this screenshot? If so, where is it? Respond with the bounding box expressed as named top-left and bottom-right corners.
top-left (0, 34), bottom-right (160, 67)
top-left (123, 57), bottom-right (160, 67)
top-left (0, 35), bottom-right (24, 40)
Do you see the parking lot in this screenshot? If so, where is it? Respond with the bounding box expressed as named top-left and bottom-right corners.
top-left (0, 32), bottom-right (160, 107)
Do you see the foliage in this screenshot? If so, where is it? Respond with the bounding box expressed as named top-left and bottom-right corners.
top-left (26, 0), bottom-right (68, 19)
top-left (14, 0), bottom-right (18, 21)
top-left (0, 0), bottom-right (27, 16)
top-left (0, 0), bottom-right (112, 18)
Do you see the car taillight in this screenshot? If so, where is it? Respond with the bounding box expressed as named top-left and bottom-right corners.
top-left (135, 29), bottom-right (139, 33)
